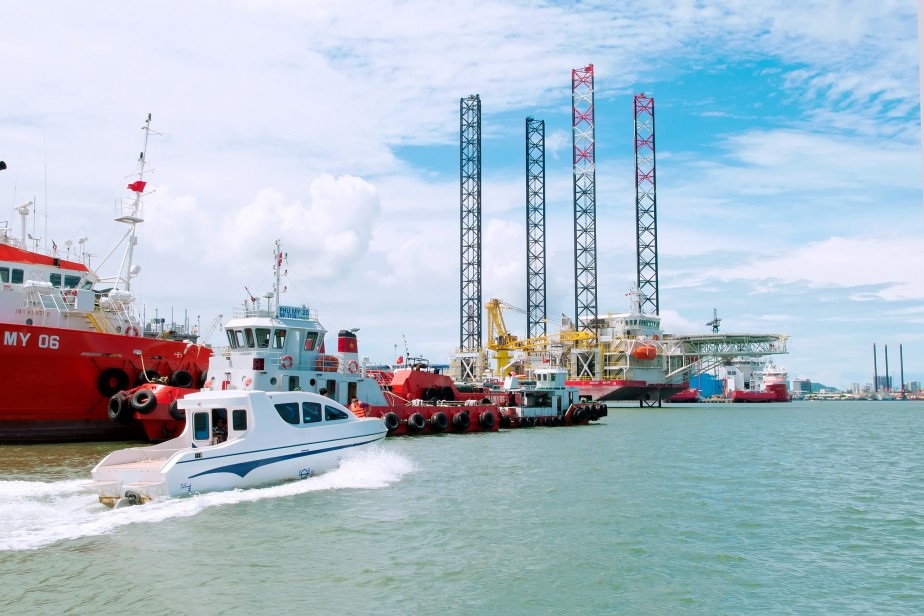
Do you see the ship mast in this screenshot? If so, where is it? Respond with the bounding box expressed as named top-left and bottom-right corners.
top-left (116, 113), bottom-right (153, 292)
top-left (273, 239), bottom-right (285, 314)
top-left (98, 113), bottom-right (156, 292)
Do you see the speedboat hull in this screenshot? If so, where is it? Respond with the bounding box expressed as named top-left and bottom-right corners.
top-left (89, 390), bottom-right (386, 506)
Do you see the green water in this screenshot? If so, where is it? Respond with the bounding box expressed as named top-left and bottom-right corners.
top-left (1, 401), bottom-right (922, 614)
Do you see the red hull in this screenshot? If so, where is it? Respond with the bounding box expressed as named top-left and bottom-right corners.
top-left (668, 388), bottom-right (700, 403)
top-left (730, 384), bottom-right (791, 403)
top-left (0, 325), bottom-right (210, 443)
top-left (566, 379), bottom-right (686, 402)
top-left (362, 369), bottom-right (604, 435)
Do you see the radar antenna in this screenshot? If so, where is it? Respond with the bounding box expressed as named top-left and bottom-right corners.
top-left (707, 308), bottom-right (721, 334)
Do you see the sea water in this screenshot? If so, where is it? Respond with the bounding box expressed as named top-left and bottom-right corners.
top-left (0, 400), bottom-right (922, 615)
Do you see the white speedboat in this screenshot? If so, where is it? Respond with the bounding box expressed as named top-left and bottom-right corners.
top-left (89, 389), bottom-right (387, 507)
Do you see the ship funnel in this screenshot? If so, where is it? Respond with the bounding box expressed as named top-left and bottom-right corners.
top-left (338, 329), bottom-right (359, 354)
top-left (337, 329), bottom-right (360, 373)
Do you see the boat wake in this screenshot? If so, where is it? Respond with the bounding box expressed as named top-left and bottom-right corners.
top-left (0, 446), bottom-right (414, 552)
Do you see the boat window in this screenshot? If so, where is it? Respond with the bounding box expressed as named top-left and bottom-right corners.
top-left (0, 267), bottom-right (7, 283)
top-left (64, 275), bottom-right (81, 288)
top-left (50, 273), bottom-right (62, 287)
top-left (255, 328), bottom-right (271, 348)
top-left (273, 329), bottom-right (287, 349)
top-left (324, 405), bottom-right (349, 421)
top-left (245, 329), bottom-right (256, 348)
top-left (82, 280), bottom-right (93, 290)
top-left (304, 331), bottom-right (318, 351)
top-left (193, 412), bottom-right (210, 441)
top-left (302, 401), bottom-right (322, 423)
top-left (11, 269), bottom-right (23, 284)
top-left (232, 408), bottom-right (248, 431)
top-left (274, 402), bottom-right (300, 424)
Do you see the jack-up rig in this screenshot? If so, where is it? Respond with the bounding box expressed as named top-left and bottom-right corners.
top-left (451, 67), bottom-right (788, 405)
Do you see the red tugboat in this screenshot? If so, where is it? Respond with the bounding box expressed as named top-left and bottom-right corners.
top-left (116, 242), bottom-right (605, 441)
top-left (0, 116), bottom-right (210, 443)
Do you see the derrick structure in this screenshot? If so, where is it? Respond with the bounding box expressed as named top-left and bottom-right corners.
top-left (634, 94), bottom-right (659, 315)
top-left (459, 95), bottom-right (483, 382)
top-left (525, 117), bottom-right (547, 340)
top-left (571, 65), bottom-right (598, 379)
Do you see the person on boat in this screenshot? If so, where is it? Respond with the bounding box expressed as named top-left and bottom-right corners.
top-left (213, 418), bottom-right (227, 443)
top-left (350, 398), bottom-right (365, 418)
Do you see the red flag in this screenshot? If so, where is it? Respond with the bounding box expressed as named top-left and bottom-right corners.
top-left (396, 355), bottom-right (404, 365)
top-left (127, 180), bottom-right (147, 193)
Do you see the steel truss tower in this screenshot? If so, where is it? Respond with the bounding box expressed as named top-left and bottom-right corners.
top-left (459, 94), bottom-right (482, 382)
top-left (634, 93), bottom-right (659, 315)
top-left (525, 117), bottom-right (547, 340)
top-left (572, 65), bottom-right (598, 336)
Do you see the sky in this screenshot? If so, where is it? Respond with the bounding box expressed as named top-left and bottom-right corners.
top-left (0, 0), bottom-right (921, 390)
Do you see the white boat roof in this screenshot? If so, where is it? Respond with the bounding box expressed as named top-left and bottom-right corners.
top-left (178, 389), bottom-right (256, 408)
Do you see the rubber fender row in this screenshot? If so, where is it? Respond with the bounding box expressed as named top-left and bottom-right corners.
top-left (382, 409), bottom-right (497, 434)
top-left (98, 368), bottom-right (202, 397)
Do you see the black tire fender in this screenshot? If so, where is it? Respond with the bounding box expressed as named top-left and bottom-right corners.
top-left (136, 370), bottom-right (160, 386)
top-left (407, 412), bottom-right (426, 433)
top-left (430, 411), bottom-right (449, 432)
top-left (130, 389), bottom-right (158, 413)
top-left (107, 392), bottom-right (131, 422)
top-left (452, 411), bottom-right (470, 430)
top-left (98, 368), bottom-right (130, 397)
top-left (382, 412), bottom-right (400, 431)
top-left (168, 400), bottom-right (186, 421)
top-left (170, 369), bottom-right (193, 388)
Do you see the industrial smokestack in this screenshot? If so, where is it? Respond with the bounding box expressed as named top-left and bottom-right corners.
top-left (885, 344), bottom-right (890, 392)
top-left (873, 343), bottom-right (878, 393)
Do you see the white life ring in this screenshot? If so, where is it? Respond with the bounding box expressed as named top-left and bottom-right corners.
top-left (63, 289), bottom-right (78, 304)
top-left (280, 355), bottom-right (294, 369)
top-left (125, 326), bottom-right (139, 337)
top-left (347, 360), bottom-right (359, 374)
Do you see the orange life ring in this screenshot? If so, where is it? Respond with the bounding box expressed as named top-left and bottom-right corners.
top-left (347, 360), bottom-right (359, 374)
top-left (125, 326), bottom-right (139, 337)
top-left (280, 355), bottom-right (294, 369)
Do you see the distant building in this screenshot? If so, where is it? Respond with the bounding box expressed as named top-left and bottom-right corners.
top-left (876, 376), bottom-right (892, 391)
top-left (791, 378), bottom-right (812, 396)
top-left (910, 381), bottom-right (921, 393)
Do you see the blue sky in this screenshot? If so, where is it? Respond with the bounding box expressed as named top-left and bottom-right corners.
top-left (0, 1), bottom-right (921, 389)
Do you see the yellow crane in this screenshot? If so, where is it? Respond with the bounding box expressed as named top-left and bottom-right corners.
top-left (485, 298), bottom-right (594, 375)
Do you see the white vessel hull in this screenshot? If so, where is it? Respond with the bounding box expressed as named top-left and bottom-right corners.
top-left (89, 390), bottom-right (386, 506)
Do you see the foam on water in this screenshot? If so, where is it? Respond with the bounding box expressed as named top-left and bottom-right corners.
top-left (0, 445), bottom-right (415, 552)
